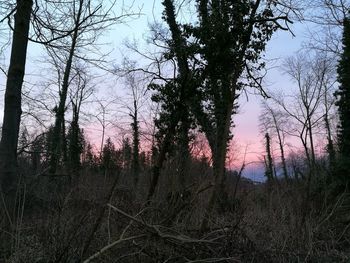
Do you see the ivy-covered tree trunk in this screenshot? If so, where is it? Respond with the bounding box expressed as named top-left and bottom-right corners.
top-left (200, 104), bottom-right (233, 232)
top-left (162, 0), bottom-right (192, 193)
top-left (147, 125), bottom-right (176, 202)
top-left (0, 0), bottom-right (33, 249)
top-left (324, 113), bottom-right (335, 171)
top-left (335, 17), bottom-right (350, 183)
top-left (146, 0), bottom-right (192, 203)
top-left (159, 0), bottom-right (290, 232)
top-left (177, 112), bottom-right (190, 191)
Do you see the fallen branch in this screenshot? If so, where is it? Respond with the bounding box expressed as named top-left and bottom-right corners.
top-left (82, 234), bottom-right (146, 263)
top-left (108, 204), bottom-right (219, 245)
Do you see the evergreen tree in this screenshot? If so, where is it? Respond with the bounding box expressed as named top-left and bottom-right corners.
top-left (30, 135), bottom-right (45, 174)
top-left (66, 124), bottom-right (85, 173)
top-left (83, 143), bottom-right (96, 169)
top-left (101, 137), bottom-right (117, 174)
top-left (121, 138), bottom-right (132, 171)
top-left (335, 17), bottom-right (350, 181)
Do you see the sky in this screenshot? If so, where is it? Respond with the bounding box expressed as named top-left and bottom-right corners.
top-left (0, 0), bottom-right (323, 181)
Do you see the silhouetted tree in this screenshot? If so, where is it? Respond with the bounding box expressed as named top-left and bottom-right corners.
top-left (146, 0), bottom-right (194, 201)
top-left (67, 125), bottom-right (85, 174)
top-left (154, 0), bottom-right (292, 231)
top-left (30, 134), bottom-right (45, 174)
top-left (101, 137), bottom-right (117, 176)
top-left (121, 138), bottom-right (132, 172)
top-left (0, 1), bottom-right (33, 247)
top-left (260, 102), bottom-right (289, 180)
top-left (189, 0), bottom-right (290, 231)
top-left (264, 133), bottom-right (275, 184)
top-left (48, 0), bottom-right (131, 174)
top-left (335, 16), bottom-right (350, 183)
top-left (0, 0), bottom-right (33, 195)
top-left (82, 142), bottom-right (96, 169)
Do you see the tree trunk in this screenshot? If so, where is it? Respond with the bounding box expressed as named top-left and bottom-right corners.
top-left (49, 5), bottom-right (81, 174)
top-left (69, 105), bottom-right (81, 174)
top-left (306, 116), bottom-right (316, 195)
top-left (146, 0), bottom-right (191, 202)
top-left (131, 100), bottom-right (140, 187)
top-left (265, 133), bottom-right (275, 183)
top-left (278, 136), bottom-right (288, 181)
top-left (177, 108), bottom-right (190, 192)
top-left (200, 103), bottom-right (233, 232)
top-left (146, 121), bottom-right (176, 203)
top-left (272, 114), bottom-right (288, 180)
top-left (324, 113), bottom-right (335, 171)
top-left (0, 0), bottom-right (33, 250)
top-left (61, 114), bottom-right (68, 165)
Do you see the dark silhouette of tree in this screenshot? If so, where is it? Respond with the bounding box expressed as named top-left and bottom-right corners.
top-left (264, 133), bottom-right (275, 183)
top-left (48, 0), bottom-right (135, 174)
top-left (30, 134), bottom-right (45, 174)
top-left (82, 142), bottom-right (97, 170)
top-left (189, 0), bottom-right (290, 231)
top-left (101, 137), bottom-right (117, 176)
top-left (123, 71), bottom-right (147, 187)
top-left (145, 0), bottom-right (194, 200)
top-left (67, 67), bottom-right (92, 174)
top-left (67, 125), bottom-right (85, 174)
top-left (121, 137), bottom-right (132, 172)
top-left (260, 102), bottom-right (289, 180)
top-left (48, 0), bottom-right (101, 174)
top-left (131, 100), bottom-right (140, 186)
top-left (0, 0), bottom-right (32, 189)
top-left (153, 0), bottom-right (292, 231)
top-left (0, 0), bottom-right (33, 246)
top-left (335, 16), bottom-right (350, 183)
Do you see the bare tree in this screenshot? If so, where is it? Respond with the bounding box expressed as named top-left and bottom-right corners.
top-left (47, 0), bottom-right (138, 174)
top-left (275, 53), bottom-right (326, 171)
top-left (260, 101), bottom-right (289, 180)
top-left (305, 0), bottom-right (350, 55)
top-left (67, 66), bottom-right (93, 174)
top-left (270, 52), bottom-right (337, 214)
top-left (122, 70), bottom-right (149, 187)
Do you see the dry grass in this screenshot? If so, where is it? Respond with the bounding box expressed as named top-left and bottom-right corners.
top-left (1, 171), bottom-right (350, 262)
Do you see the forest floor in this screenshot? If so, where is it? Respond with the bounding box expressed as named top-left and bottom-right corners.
top-left (2, 172), bottom-right (350, 262)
